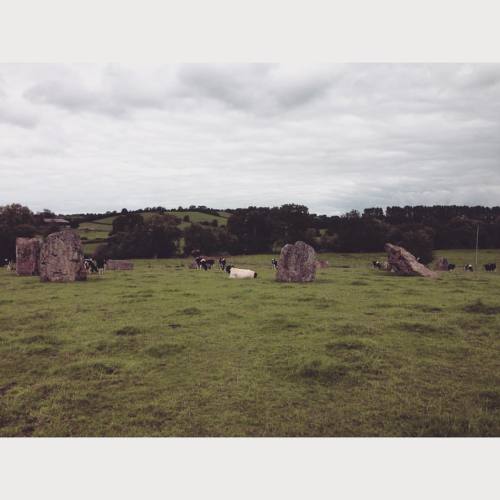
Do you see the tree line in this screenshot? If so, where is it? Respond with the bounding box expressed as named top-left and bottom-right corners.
top-left (2, 203), bottom-right (500, 264)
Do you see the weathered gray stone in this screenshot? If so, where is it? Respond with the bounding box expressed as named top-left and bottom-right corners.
top-left (15, 237), bottom-right (42, 276)
top-left (39, 230), bottom-right (86, 282)
top-left (385, 243), bottom-right (438, 278)
top-left (434, 257), bottom-right (449, 271)
top-left (276, 241), bottom-right (316, 282)
top-left (106, 260), bottom-right (134, 271)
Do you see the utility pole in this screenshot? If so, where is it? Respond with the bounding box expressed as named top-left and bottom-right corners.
top-left (475, 225), bottom-right (479, 268)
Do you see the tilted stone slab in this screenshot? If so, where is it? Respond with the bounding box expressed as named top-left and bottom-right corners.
top-left (384, 243), bottom-right (438, 278)
top-left (276, 241), bottom-right (316, 282)
top-left (16, 237), bottom-right (42, 276)
top-left (39, 230), bottom-right (87, 282)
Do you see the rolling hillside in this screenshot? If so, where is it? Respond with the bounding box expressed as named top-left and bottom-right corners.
top-left (76, 210), bottom-right (230, 254)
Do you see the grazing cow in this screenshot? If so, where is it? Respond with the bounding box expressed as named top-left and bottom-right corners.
top-left (372, 260), bottom-right (382, 269)
top-left (447, 263), bottom-right (456, 271)
top-left (84, 258), bottom-right (99, 273)
top-left (205, 259), bottom-right (215, 269)
top-left (219, 257), bottom-right (226, 271)
top-left (464, 264), bottom-right (474, 272)
top-left (271, 258), bottom-right (278, 270)
top-left (225, 265), bottom-right (257, 279)
top-left (484, 263), bottom-right (497, 272)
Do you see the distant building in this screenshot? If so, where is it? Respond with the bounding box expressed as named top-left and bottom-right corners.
top-left (43, 218), bottom-right (70, 228)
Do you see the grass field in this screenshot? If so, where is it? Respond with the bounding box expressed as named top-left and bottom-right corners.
top-left (1, 250), bottom-right (499, 437)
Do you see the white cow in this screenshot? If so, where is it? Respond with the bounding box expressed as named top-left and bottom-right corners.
top-left (226, 265), bottom-right (257, 279)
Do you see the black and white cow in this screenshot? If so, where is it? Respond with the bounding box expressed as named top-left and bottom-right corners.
top-left (447, 263), bottom-right (456, 271)
top-left (484, 263), bottom-right (497, 272)
top-left (271, 258), bottom-right (278, 270)
top-left (84, 258), bottom-right (99, 273)
top-left (464, 264), bottom-right (474, 272)
top-left (372, 260), bottom-right (382, 269)
top-left (219, 257), bottom-right (226, 271)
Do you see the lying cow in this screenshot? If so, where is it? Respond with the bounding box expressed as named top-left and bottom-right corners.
top-left (225, 265), bottom-right (257, 279)
top-left (484, 263), bottom-right (497, 272)
top-left (464, 264), bottom-right (474, 272)
top-left (447, 263), bottom-right (456, 271)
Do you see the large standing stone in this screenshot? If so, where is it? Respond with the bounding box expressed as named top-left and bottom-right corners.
top-left (106, 260), bottom-right (134, 271)
top-left (434, 257), bottom-right (449, 271)
top-left (384, 243), bottom-right (438, 278)
top-left (15, 237), bottom-right (42, 276)
top-left (276, 241), bottom-right (316, 282)
top-left (39, 230), bottom-right (87, 282)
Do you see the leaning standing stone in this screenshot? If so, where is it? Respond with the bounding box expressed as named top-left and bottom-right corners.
top-left (276, 241), bottom-right (316, 282)
top-left (16, 237), bottom-right (42, 276)
top-left (39, 230), bottom-right (87, 282)
top-left (384, 243), bottom-right (438, 278)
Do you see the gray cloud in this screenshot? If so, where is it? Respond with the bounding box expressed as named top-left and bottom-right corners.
top-left (1, 63), bottom-right (500, 214)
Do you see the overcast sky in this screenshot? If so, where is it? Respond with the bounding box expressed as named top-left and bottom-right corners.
top-left (1, 63), bottom-right (499, 215)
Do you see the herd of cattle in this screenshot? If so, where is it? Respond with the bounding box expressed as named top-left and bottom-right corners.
top-left (2, 256), bottom-right (497, 279)
top-left (194, 256), bottom-right (258, 278)
top-left (372, 260), bottom-right (497, 272)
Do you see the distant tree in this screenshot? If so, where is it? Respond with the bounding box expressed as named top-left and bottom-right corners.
top-left (105, 214), bottom-right (181, 258)
top-left (111, 213), bottom-right (145, 235)
top-left (0, 204), bottom-right (36, 261)
top-left (183, 224), bottom-right (219, 256)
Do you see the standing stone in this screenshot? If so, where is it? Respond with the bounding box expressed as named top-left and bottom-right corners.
top-left (16, 237), bottom-right (42, 276)
top-left (434, 257), bottom-right (449, 271)
top-left (39, 230), bottom-right (87, 282)
top-left (276, 241), bottom-right (316, 282)
top-left (384, 243), bottom-right (438, 278)
top-left (106, 260), bottom-right (134, 271)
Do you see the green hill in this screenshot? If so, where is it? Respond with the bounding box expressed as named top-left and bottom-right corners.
top-left (77, 210), bottom-right (230, 254)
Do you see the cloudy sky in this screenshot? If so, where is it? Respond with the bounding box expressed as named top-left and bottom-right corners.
top-left (1, 63), bottom-right (499, 215)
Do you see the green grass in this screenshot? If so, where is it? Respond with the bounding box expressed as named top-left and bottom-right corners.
top-left (1, 249), bottom-right (499, 437)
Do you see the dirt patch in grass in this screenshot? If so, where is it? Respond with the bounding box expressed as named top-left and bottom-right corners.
top-left (56, 360), bottom-right (120, 379)
top-left (479, 390), bottom-right (500, 411)
top-left (145, 343), bottom-right (186, 358)
top-left (296, 359), bottom-right (349, 384)
top-left (17, 334), bottom-right (63, 346)
top-left (115, 326), bottom-right (142, 336)
top-left (463, 299), bottom-right (500, 315)
top-left (413, 305), bottom-right (443, 313)
top-left (180, 307), bottom-right (202, 316)
top-left (325, 338), bottom-right (374, 352)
